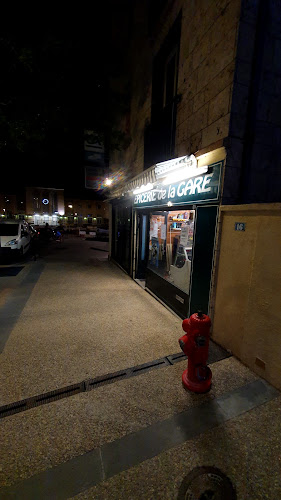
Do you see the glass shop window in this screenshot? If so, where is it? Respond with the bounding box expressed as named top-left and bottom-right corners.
top-left (147, 209), bottom-right (195, 294)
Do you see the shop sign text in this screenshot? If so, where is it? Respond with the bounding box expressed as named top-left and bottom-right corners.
top-left (134, 162), bottom-right (222, 207)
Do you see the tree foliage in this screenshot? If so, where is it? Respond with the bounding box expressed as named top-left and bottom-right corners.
top-left (0, 15), bottom-right (131, 160)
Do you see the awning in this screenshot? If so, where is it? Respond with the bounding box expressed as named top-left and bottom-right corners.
top-left (109, 163), bottom-right (157, 199)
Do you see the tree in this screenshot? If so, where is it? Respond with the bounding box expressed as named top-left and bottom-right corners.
top-left (0, 6), bottom-right (132, 189)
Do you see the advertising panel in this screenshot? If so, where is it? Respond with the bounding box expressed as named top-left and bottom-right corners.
top-left (85, 166), bottom-right (105, 190)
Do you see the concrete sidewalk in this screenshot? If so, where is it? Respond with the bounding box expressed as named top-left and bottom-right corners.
top-left (0, 236), bottom-right (280, 499)
top-left (0, 236), bottom-right (181, 404)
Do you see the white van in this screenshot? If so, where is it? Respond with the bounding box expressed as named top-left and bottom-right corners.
top-left (0, 220), bottom-right (32, 257)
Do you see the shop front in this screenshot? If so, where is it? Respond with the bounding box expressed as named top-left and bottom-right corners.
top-left (132, 155), bottom-right (223, 318)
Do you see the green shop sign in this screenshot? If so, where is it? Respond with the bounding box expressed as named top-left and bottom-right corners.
top-left (133, 161), bottom-right (222, 208)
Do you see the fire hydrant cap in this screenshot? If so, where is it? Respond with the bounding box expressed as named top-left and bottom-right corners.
top-left (190, 312), bottom-right (211, 328)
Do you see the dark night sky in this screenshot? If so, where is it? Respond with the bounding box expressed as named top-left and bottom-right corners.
top-left (0, 3), bottom-right (131, 197)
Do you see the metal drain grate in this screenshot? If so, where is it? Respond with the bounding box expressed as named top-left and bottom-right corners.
top-left (167, 352), bottom-right (187, 364)
top-left (86, 370), bottom-right (128, 390)
top-left (178, 466), bottom-right (236, 499)
top-left (0, 382), bottom-right (84, 418)
top-left (90, 247), bottom-right (109, 252)
top-left (0, 346), bottom-right (231, 419)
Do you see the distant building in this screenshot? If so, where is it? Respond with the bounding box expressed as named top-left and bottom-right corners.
top-left (0, 193), bottom-right (18, 219)
top-left (0, 187), bottom-right (109, 227)
top-left (0, 187), bottom-right (64, 226)
top-left (64, 198), bottom-right (109, 226)
top-left (25, 187), bottom-right (65, 226)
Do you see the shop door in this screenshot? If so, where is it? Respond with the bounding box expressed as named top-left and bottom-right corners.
top-left (112, 204), bottom-right (132, 274)
top-left (135, 213), bottom-right (149, 279)
top-left (189, 205), bottom-right (218, 315)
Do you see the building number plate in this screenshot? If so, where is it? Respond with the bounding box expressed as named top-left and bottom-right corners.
top-left (235, 222), bottom-right (246, 231)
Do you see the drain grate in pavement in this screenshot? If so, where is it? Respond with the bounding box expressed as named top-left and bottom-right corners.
top-left (34, 383), bottom-right (83, 403)
top-left (90, 247), bottom-right (109, 252)
top-left (0, 266), bottom-right (24, 277)
top-left (167, 352), bottom-right (187, 364)
top-left (0, 344), bottom-right (231, 419)
top-left (178, 466), bottom-right (237, 499)
top-left (86, 370), bottom-right (128, 390)
top-left (0, 383), bottom-right (85, 418)
top-left (131, 357), bottom-right (171, 374)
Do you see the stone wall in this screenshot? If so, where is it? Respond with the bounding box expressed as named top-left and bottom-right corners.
top-left (212, 204), bottom-right (281, 390)
top-left (110, 0), bottom-right (242, 180)
top-left (223, 0), bottom-right (281, 204)
top-left (176, 0), bottom-right (241, 157)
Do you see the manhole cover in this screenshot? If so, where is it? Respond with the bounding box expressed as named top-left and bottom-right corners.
top-left (178, 467), bottom-right (236, 500)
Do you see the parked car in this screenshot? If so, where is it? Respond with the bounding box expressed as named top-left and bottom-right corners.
top-left (0, 220), bottom-right (32, 257)
top-left (96, 225), bottom-right (109, 240)
top-left (35, 225), bottom-right (56, 242)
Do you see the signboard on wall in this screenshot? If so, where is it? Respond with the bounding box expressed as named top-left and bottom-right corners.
top-left (85, 166), bottom-right (105, 190)
top-left (84, 133), bottom-right (104, 163)
top-left (133, 161), bottom-right (222, 208)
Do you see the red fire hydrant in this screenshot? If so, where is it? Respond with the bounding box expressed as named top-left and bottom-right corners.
top-left (178, 311), bottom-right (212, 393)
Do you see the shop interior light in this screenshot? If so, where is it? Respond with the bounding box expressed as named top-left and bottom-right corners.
top-left (162, 166), bottom-right (208, 185)
top-left (133, 183), bottom-right (154, 195)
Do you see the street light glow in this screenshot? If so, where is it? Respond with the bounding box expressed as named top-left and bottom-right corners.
top-left (105, 178), bottom-right (112, 186)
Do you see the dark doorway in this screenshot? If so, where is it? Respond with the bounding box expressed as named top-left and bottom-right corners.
top-left (135, 213), bottom-right (149, 279)
top-left (112, 202), bottom-right (132, 274)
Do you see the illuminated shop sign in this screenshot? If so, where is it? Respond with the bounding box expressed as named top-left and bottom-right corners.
top-left (133, 161), bottom-right (222, 208)
top-left (155, 154), bottom-right (197, 179)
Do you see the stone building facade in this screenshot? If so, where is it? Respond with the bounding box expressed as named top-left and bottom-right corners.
top-left (108, 0), bottom-right (281, 389)
top-left (110, 0), bottom-right (241, 179)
